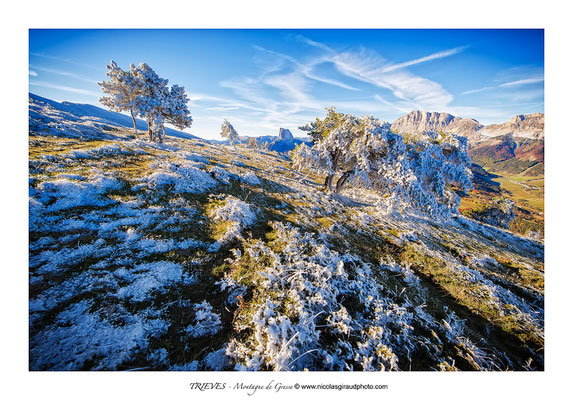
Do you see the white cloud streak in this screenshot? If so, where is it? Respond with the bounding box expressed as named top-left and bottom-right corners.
top-left (331, 48), bottom-right (454, 110)
top-left (462, 76), bottom-right (544, 95)
top-left (252, 44), bottom-right (359, 91)
top-left (382, 45), bottom-right (468, 73)
top-left (499, 77), bottom-right (544, 88)
top-left (29, 81), bottom-right (100, 97)
top-left (30, 52), bottom-right (102, 72)
top-left (29, 65), bottom-right (99, 84)
top-left (295, 35), bottom-right (334, 53)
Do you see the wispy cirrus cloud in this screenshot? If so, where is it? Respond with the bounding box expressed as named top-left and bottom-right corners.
top-left (29, 81), bottom-right (100, 97)
top-left (29, 65), bottom-right (99, 84)
top-left (29, 70), bottom-right (38, 76)
top-left (252, 44), bottom-right (359, 91)
top-left (382, 45), bottom-right (469, 73)
top-left (461, 86), bottom-right (493, 95)
top-left (330, 47), bottom-right (454, 110)
top-left (186, 91), bottom-right (273, 114)
top-left (30, 52), bottom-right (101, 72)
top-left (205, 106), bottom-right (240, 112)
top-left (462, 67), bottom-right (544, 95)
top-left (295, 35), bottom-right (334, 53)
top-left (499, 77), bottom-right (544, 88)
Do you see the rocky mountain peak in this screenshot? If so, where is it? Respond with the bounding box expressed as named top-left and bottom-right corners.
top-left (479, 113), bottom-right (544, 140)
top-left (391, 111), bottom-right (484, 141)
top-left (278, 128), bottom-right (294, 141)
top-left (509, 114), bottom-right (526, 125)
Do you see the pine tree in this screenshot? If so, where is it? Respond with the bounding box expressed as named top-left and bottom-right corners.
top-left (98, 61), bottom-right (141, 138)
top-left (159, 84), bottom-right (193, 143)
top-left (129, 63), bottom-right (169, 142)
top-left (99, 61), bottom-right (193, 143)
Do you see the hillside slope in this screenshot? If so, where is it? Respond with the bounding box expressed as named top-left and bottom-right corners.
top-left (28, 99), bottom-right (544, 371)
top-left (29, 93), bottom-right (198, 141)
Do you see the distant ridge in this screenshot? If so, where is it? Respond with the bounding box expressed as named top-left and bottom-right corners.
top-left (390, 111), bottom-right (544, 176)
top-left (390, 110), bottom-right (544, 142)
top-left (478, 113), bottom-right (544, 140)
top-left (391, 111), bottom-right (484, 142)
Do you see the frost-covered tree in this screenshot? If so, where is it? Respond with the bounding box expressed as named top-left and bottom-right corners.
top-left (292, 108), bottom-right (473, 219)
top-left (129, 63), bottom-right (169, 142)
top-left (99, 61), bottom-right (193, 143)
top-left (246, 137), bottom-right (259, 149)
top-left (298, 120), bottom-right (322, 145)
top-left (161, 84), bottom-right (193, 142)
top-left (293, 107), bottom-right (360, 192)
top-left (151, 84), bottom-right (193, 143)
top-left (220, 119), bottom-right (239, 147)
top-left (99, 61), bottom-right (141, 138)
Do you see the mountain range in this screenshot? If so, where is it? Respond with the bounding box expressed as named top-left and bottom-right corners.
top-left (391, 111), bottom-right (544, 176)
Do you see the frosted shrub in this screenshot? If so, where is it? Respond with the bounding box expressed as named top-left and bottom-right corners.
top-left (224, 222), bottom-right (441, 371)
top-left (208, 196), bottom-right (257, 241)
top-left (220, 119), bottom-right (239, 147)
top-left (185, 301), bottom-right (222, 338)
top-left (292, 108), bottom-right (473, 219)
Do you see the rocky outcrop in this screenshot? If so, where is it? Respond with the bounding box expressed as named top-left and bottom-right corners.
top-left (278, 128), bottom-right (294, 141)
top-left (391, 111), bottom-right (484, 142)
top-left (242, 128), bottom-right (308, 153)
top-left (478, 113), bottom-right (544, 140)
top-left (465, 198), bottom-right (516, 229)
top-left (391, 111), bottom-right (544, 143)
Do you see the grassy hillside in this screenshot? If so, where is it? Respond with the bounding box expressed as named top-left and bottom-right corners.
top-left (459, 164), bottom-right (544, 239)
top-left (29, 116), bottom-right (544, 371)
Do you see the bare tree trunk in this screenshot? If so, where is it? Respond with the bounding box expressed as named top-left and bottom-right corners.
top-left (160, 125), bottom-right (166, 143)
top-left (148, 126), bottom-right (154, 142)
top-left (335, 170), bottom-right (352, 193)
top-left (323, 174), bottom-right (334, 192)
top-left (130, 109), bottom-right (139, 139)
top-left (322, 148), bottom-right (340, 192)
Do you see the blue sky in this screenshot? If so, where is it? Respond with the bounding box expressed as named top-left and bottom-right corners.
top-left (29, 29), bottom-right (544, 139)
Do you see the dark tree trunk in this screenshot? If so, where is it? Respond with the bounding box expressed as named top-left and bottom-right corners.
top-left (148, 126), bottom-right (154, 142)
top-left (335, 170), bottom-right (352, 193)
top-left (323, 174), bottom-right (334, 192)
top-left (322, 148), bottom-right (341, 192)
top-left (130, 109), bottom-right (139, 139)
top-left (330, 148), bottom-right (340, 171)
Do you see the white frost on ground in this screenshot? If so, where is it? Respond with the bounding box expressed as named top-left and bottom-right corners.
top-left (145, 160), bottom-right (217, 193)
top-left (30, 300), bottom-right (169, 370)
top-left (240, 172), bottom-right (262, 185)
top-left (115, 261), bottom-right (195, 302)
top-left (67, 143), bottom-right (134, 159)
top-left (31, 173), bottom-right (122, 212)
top-left (209, 196), bottom-right (257, 241)
top-left (185, 301), bottom-right (223, 338)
